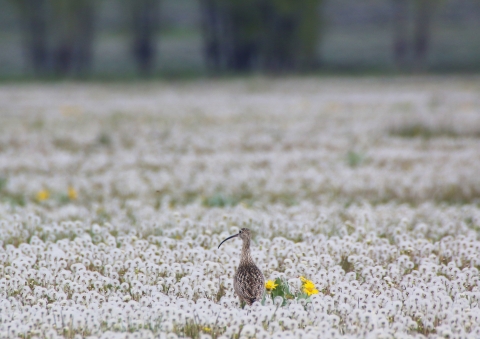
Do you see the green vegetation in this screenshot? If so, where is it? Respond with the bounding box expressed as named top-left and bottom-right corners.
top-left (390, 123), bottom-right (480, 139)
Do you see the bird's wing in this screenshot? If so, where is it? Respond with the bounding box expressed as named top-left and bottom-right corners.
top-left (238, 266), bottom-right (265, 303)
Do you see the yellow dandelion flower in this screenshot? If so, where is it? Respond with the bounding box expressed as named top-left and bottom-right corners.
top-left (36, 189), bottom-right (49, 202)
top-left (303, 281), bottom-right (316, 290)
top-left (68, 186), bottom-right (77, 200)
top-left (203, 327), bottom-right (211, 333)
top-left (265, 280), bottom-right (278, 291)
top-left (299, 276), bottom-right (319, 296)
top-left (299, 276), bottom-right (310, 284)
top-left (303, 285), bottom-right (319, 296)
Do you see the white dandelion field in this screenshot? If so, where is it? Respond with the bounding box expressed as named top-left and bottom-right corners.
top-left (1, 77), bottom-right (480, 339)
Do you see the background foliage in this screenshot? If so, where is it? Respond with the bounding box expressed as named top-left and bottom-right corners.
top-left (0, 0), bottom-right (479, 78)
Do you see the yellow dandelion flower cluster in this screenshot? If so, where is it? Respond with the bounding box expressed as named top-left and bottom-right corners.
top-left (68, 186), bottom-right (78, 200)
top-left (265, 280), bottom-right (278, 291)
top-left (300, 276), bottom-right (319, 296)
top-left (36, 189), bottom-right (49, 202)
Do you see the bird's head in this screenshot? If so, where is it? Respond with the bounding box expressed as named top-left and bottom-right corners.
top-left (218, 228), bottom-right (251, 249)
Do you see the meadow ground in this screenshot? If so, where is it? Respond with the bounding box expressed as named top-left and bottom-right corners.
top-left (0, 76), bottom-right (480, 339)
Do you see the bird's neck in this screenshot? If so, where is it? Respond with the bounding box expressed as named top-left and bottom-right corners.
top-left (240, 238), bottom-right (253, 265)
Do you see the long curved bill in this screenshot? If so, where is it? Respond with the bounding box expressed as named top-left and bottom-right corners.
top-left (218, 234), bottom-right (239, 249)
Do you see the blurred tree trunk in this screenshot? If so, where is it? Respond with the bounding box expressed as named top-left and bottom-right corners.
top-left (413, 0), bottom-right (432, 71)
top-left (261, 3), bottom-right (296, 72)
top-left (51, 0), bottom-right (77, 75)
top-left (199, 0), bottom-right (324, 74)
top-left (13, 0), bottom-right (98, 76)
top-left (199, 0), bottom-right (261, 73)
top-left (27, 0), bottom-right (49, 74)
top-left (52, 0), bottom-right (97, 76)
top-left (131, 0), bottom-right (161, 76)
top-left (261, 0), bottom-right (323, 73)
top-left (11, 0), bottom-right (49, 74)
top-left (392, 0), bottom-right (435, 72)
top-left (297, 0), bottom-right (323, 71)
top-left (74, 0), bottom-right (95, 76)
top-left (200, 0), bottom-right (222, 72)
top-left (392, 0), bottom-right (408, 70)
top-left (53, 36), bottom-right (74, 75)
top-left (227, 0), bottom-right (261, 71)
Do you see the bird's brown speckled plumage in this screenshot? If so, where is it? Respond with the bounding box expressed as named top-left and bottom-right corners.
top-left (218, 228), bottom-right (264, 305)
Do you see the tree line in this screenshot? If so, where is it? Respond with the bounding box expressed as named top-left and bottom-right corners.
top-left (9, 0), bottom-right (437, 76)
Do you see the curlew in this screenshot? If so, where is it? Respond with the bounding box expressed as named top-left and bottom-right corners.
top-left (218, 228), bottom-right (265, 306)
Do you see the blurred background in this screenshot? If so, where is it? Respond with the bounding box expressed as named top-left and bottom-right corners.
top-left (0, 0), bottom-right (479, 79)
